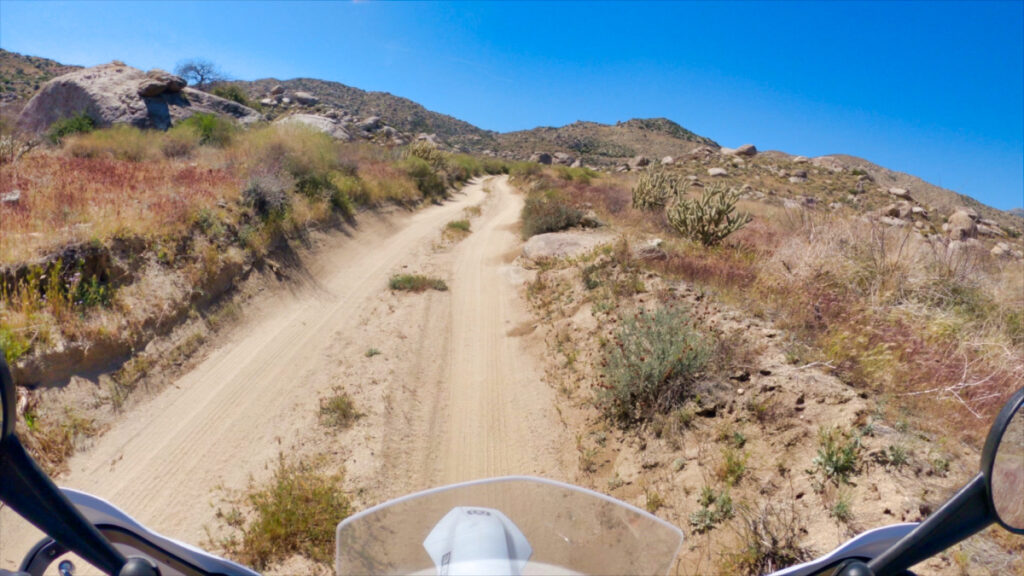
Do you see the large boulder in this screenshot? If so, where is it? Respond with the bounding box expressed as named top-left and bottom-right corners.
top-left (945, 210), bottom-right (978, 240)
top-left (734, 144), bottom-right (757, 157)
top-left (274, 114), bottom-right (351, 141)
top-left (136, 69), bottom-right (186, 97)
top-left (292, 91), bottom-right (319, 106)
top-left (357, 116), bottom-right (382, 132)
top-left (17, 62), bottom-right (261, 133)
top-left (522, 230), bottom-right (617, 260)
top-left (529, 152), bottom-right (553, 165)
top-left (628, 155), bottom-right (650, 170)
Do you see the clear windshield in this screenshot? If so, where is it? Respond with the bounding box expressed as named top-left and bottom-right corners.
top-left (335, 476), bottom-right (683, 576)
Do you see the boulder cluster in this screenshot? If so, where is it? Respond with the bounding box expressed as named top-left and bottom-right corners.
top-left (255, 84), bottom-right (439, 147)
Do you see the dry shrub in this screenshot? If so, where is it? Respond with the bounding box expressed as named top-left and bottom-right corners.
top-left (357, 161), bottom-right (419, 205)
top-left (756, 213), bottom-right (1023, 437)
top-left (719, 501), bottom-right (812, 575)
top-left (653, 242), bottom-right (758, 290)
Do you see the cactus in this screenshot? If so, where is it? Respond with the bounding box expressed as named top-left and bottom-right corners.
top-left (666, 184), bottom-right (750, 246)
top-left (406, 140), bottom-right (447, 170)
top-left (632, 167), bottom-right (687, 210)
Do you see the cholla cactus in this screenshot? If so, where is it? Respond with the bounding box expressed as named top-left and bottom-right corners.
top-left (666, 183), bottom-right (750, 246)
top-left (632, 167), bottom-right (687, 210)
top-left (406, 140), bottom-right (447, 170)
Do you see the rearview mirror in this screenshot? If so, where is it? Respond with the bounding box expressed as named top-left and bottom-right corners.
top-left (1, 353), bottom-right (15, 443)
top-left (985, 388), bottom-right (1024, 533)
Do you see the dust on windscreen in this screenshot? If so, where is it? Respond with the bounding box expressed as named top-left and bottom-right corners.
top-left (335, 477), bottom-right (683, 576)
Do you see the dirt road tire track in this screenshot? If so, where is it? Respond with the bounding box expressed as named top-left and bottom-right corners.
top-left (0, 176), bottom-right (571, 572)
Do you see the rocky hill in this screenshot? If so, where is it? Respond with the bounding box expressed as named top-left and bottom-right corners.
top-left (492, 117), bottom-right (719, 167)
top-left (0, 49), bottom-right (81, 117)
top-left (238, 77), bottom-right (498, 151)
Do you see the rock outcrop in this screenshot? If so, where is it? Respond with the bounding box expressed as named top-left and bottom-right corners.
top-left (17, 62), bottom-right (261, 133)
top-left (274, 114), bottom-right (352, 141)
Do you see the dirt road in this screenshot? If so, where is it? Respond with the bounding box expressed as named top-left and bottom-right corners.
top-left (0, 176), bottom-right (571, 569)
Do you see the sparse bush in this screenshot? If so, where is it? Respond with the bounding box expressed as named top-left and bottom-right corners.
top-left (178, 113), bottom-right (235, 147)
top-left (667, 183), bottom-right (750, 246)
top-left (389, 274), bottom-right (448, 292)
top-left (812, 426), bottom-right (861, 483)
top-left (632, 167), bottom-right (684, 210)
top-left (224, 456), bottom-right (352, 569)
top-left (716, 446), bottom-right (748, 486)
top-left (48, 112), bottom-right (95, 144)
top-left (597, 305), bottom-right (711, 424)
top-left (319, 390), bottom-right (362, 430)
top-left (521, 189), bottom-right (583, 238)
top-left (243, 175), bottom-right (291, 221)
top-left (830, 492), bottom-right (853, 523)
top-left (689, 485), bottom-right (733, 534)
top-left (446, 219), bottom-right (471, 233)
top-left (721, 502), bottom-right (812, 575)
top-left (161, 124), bottom-right (201, 158)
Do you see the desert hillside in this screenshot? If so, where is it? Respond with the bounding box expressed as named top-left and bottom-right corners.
top-left (1, 52), bottom-right (1022, 576)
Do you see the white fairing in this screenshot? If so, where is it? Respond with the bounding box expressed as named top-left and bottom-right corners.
top-left (60, 488), bottom-right (259, 576)
top-left (423, 507), bottom-right (532, 576)
top-left (768, 523), bottom-right (917, 576)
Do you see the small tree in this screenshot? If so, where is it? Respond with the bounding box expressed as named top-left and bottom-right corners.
top-left (667, 183), bottom-right (750, 246)
top-left (174, 58), bottom-right (225, 89)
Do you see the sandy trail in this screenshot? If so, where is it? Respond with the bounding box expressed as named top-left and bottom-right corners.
top-left (0, 176), bottom-right (570, 572)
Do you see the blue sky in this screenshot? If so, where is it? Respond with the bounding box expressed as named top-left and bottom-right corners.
top-left (2, 1), bottom-right (1022, 210)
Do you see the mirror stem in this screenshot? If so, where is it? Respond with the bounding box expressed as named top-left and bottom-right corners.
top-left (868, 473), bottom-right (992, 576)
top-left (0, 435), bottom-right (126, 575)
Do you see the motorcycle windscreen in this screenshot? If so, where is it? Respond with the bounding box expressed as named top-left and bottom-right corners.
top-left (335, 476), bottom-right (683, 576)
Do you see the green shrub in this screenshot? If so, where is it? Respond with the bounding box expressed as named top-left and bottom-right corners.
top-left (521, 189), bottom-right (583, 238)
top-left (812, 426), bottom-right (861, 483)
top-left (48, 112), bottom-right (95, 144)
top-left (401, 156), bottom-right (446, 199)
top-left (0, 326), bottom-right (31, 364)
top-left (211, 84), bottom-right (253, 107)
top-left (331, 174), bottom-right (369, 208)
top-left (509, 161), bottom-right (541, 179)
top-left (446, 219), bottom-right (471, 232)
top-left (667, 183), bottom-right (750, 246)
top-left (689, 485), bottom-right (733, 534)
top-left (482, 158), bottom-right (510, 174)
top-left (597, 305), bottom-right (711, 424)
top-left (178, 113), bottom-right (235, 147)
top-left (389, 274), bottom-right (448, 292)
top-left (227, 456), bottom-right (352, 569)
